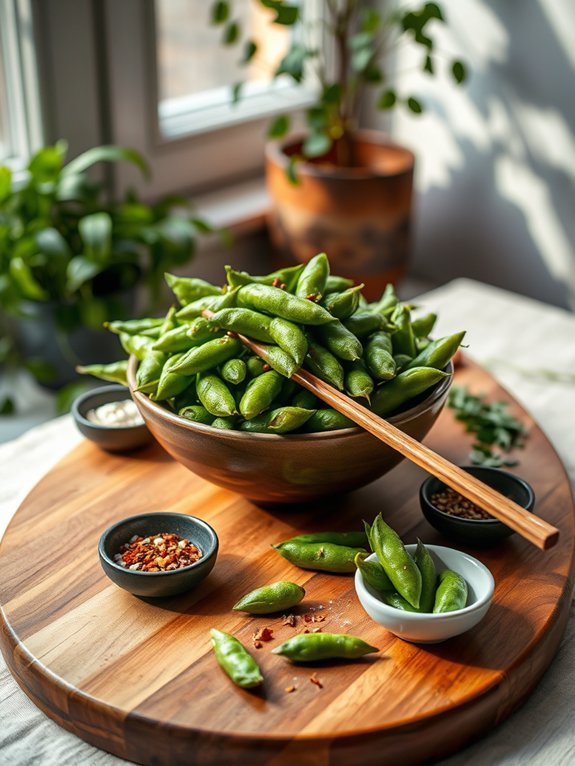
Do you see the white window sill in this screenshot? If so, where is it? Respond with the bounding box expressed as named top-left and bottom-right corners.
top-left (193, 176), bottom-right (270, 236)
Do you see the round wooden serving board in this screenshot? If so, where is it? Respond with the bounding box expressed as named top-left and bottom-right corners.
top-left (1, 361), bottom-right (574, 766)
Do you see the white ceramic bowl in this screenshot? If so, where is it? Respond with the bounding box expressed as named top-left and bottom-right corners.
top-left (354, 544), bottom-right (494, 644)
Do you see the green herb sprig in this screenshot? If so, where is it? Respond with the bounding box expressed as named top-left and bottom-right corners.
top-left (447, 385), bottom-right (528, 468)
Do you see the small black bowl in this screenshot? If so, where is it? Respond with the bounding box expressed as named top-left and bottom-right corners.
top-left (420, 466), bottom-right (536, 546)
top-left (72, 384), bottom-right (152, 452)
top-left (98, 512), bottom-right (219, 597)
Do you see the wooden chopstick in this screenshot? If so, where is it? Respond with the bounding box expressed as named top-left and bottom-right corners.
top-left (205, 314), bottom-right (559, 551)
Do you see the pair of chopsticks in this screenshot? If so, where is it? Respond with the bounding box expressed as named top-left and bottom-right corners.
top-left (205, 312), bottom-right (559, 551)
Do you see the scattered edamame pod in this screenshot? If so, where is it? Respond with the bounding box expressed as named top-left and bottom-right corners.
top-left (273, 540), bottom-right (367, 573)
top-left (76, 360), bottom-right (129, 386)
top-left (272, 632), bottom-right (378, 662)
top-left (232, 581), bottom-right (305, 614)
top-left (286, 530), bottom-right (369, 547)
top-left (210, 628), bottom-right (263, 688)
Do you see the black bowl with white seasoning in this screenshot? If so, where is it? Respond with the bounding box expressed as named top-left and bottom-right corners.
top-left (72, 384), bottom-right (152, 452)
top-left (420, 466), bottom-right (536, 546)
top-left (98, 512), bottom-right (219, 598)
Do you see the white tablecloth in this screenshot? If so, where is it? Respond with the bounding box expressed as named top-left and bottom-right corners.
top-left (1, 278), bottom-right (574, 765)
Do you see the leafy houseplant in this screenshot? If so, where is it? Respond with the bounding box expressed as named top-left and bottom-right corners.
top-left (211, 0), bottom-right (466, 296)
top-left (0, 142), bottom-right (210, 393)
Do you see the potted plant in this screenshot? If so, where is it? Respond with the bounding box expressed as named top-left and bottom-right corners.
top-left (211, 0), bottom-right (466, 298)
top-left (0, 141), bottom-right (210, 393)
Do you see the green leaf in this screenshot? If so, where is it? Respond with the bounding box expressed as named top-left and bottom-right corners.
top-left (79, 212), bottom-right (112, 262)
top-left (231, 81), bottom-right (243, 104)
top-left (423, 54), bottom-right (434, 74)
top-left (424, 2), bottom-right (444, 21)
top-left (452, 60), bottom-right (467, 84)
top-left (363, 65), bottom-right (383, 84)
top-left (349, 32), bottom-right (373, 51)
top-left (352, 46), bottom-right (373, 73)
top-left (271, 5), bottom-right (299, 25)
top-left (286, 155), bottom-right (300, 185)
top-left (9, 257), bottom-right (48, 300)
top-left (0, 166), bottom-right (12, 202)
top-left (28, 141), bottom-right (67, 184)
top-left (62, 145), bottom-right (149, 180)
top-left (191, 217), bottom-right (216, 234)
top-left (407, 96), bottom-right (424, 114)
top-left (306, 106), bottom-right (329, 130)
top-left (302, 132), bottom-right (332, 159)
top-left (56, 380), bottom-right (92, 416)
top-left (378, 89), bottom-right (397, 109)
top-left (276, 44), bottom-right (307, 82)
top-left (66, 256), bottom-right (104, 292)
top-left (361, 7), bottom-right (381, 33)
top-left (35, 228), bottom-right (72, 260)
top-left (0, 397), bottom-right (16, 416)
top-left (223, 21), bottom-right (240, 44)
top-left (211, 0), bottom-right (229, 24)
top-left (25, 358), bottom-right (57, 384)
top-left (267, 114), bottom-right (290, 139)
top-left (241, 40), bottom-right (258, 64)
top-left (321, 84), bottom-right (341, 104)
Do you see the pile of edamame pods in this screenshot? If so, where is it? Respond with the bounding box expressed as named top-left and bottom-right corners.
top-left (79, 253), bottom-right (465, 432)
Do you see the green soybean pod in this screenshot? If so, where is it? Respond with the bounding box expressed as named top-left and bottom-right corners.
top-left (178, 405), bottom-right (213, 425)
top-left (343, 311), bottom-right (384, 338)
top-left (390, 303), bottom-right (417, 357)
top-left (211, 416), bottom-right (238, 429)
top-left (210, 629), bottom-right (263, 689)
top-left (345, 359), bottom-right (374, 401)
top-left (369, 513), bottom-right (421, 609)
top-left (76, 360), bottom-right (129, 386)
top-left (170, 335), bottom-right (243, 376)
top-left (411, 312), bottom-right (438, 338)
top-left (239, 406), bottom-right (315, 434)
top-left (433, 570), bottom-right (468, 614)
top-left (406, 331), bottom-right (466, 371)
top-left (246, 355), bottom-right (267, 378)
top-left (291, 389), bottom-right (319, 409)
top-left (152, 325), bottom-right (193, 353)
top-left (325, 274), bottom-right (354, 293)
top-left (272, 633), bottom-right (378, 662)
top-left (268, 317), bottom-right (308, 367)
top-left (208, 307), bottom-right (273, 342)
top-left (288, 531), bottom-right (369, 547)
top-left (196, 373), bottom-right (237, 417)
top-left (393, 354), bottom-right (413, 373)
top-left (303, 408), bottom-right (355, 432)
top-left (384, 592), bottom-right (419, 612)
top-left (275, 378), bottom-right (298, 405)
top-left (153, 353), bottom-right (192, 400)
top-left (185, 316), bottom-right (226, 345)
top-left (165, 273), bottom-right (221, 305)
top-left (365, 331), bottom-right (396, 381)
top-left (256, 344), bottom-right (298, 378)
top-left (232, 581), bottom-right (305, 614)
top-left (237, 283), bottom-right (335, 325)
top-left (304, 339), bottom-right (345, 390)
top-left (220, 357), bottom-right (247, 385)
top-left (414, 539), bottom-right (437, 613)
top-left (175, 288), bottom-right (238, 320)
top-left (314, 319), bottom-right (363, 362)
top-left (239, 370), bottom-right (283, 419)
top-left (354, 552), bottom-right (394, 595)
top-left (371, 283), bottom-right (399, 317)
top-left (273, 540), bottom-right (367, 573)
top-left (119, 333), bottom-right (155, 362)
top-left (370, 367), bottom-right (449, 417)
top-left (295, 252), bottom-right (329, 301)
top-left (105, 317), bottom-right (164, 336)
top-left (135, 349), bottom-right (167, 393)
top-left (225, 263), bottom-right (305, 292)
top-left (322, 284), bottom-right (364, 320)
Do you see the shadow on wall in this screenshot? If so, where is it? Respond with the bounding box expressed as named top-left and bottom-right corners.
top-left (388, 0), bottom-right (575, 310)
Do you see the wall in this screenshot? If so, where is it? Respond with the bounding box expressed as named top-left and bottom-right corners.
top-left (382, 0), bottom-right (575, 309)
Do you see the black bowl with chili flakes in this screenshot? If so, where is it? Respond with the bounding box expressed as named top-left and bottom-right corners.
top-left (98, 512), bottom-right (218, 597)
top-left (419, 466), bottom-right (535, 547)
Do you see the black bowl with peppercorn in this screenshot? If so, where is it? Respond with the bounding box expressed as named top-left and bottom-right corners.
top-left (98, 512), bottom-right (219, 597)
top-left (420, 466), bottom-right (535, 547)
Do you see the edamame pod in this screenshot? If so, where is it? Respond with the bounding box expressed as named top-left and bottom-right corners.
top-left (153, 353), bottom-right (191, 400)
top-left (273, 540), bottom-right (367, 573)
top-left (414, 539), bottom-right (437, 613)
top-left (272, 633), bottom-right (378, 662)
top-left (105, 317), bottom-right (164, 336)
top-left (135, 349), bottom-right (166, 393)
top-left (268, 317), bottom-right (308, 367)
top-left (220, 357), bottom-right (247, 385)
top-left (370, 367), bottom-right (449, 417)
top-left (196, 373), bottom-right (237, 417)
top-left (369, 513), bottom-right (421, 609)
top-left (171, 335), bottom-right (243, 375)
top-left (343, 311), bottom-right (384, 338)
top-left (288, 531), bottom-right (369, 547)
top-left (239, 370), bottom-right (283, 419)
top-left (210, 629), bottom-right (263, 688)
top-left (208, 307), bottom-right (273, 342)
top-left (178, 405), bottom-right (213, 425)
top-left (76, 360), bottom-right (129, 386)
top-left (302, 408), bottom-right (355, 431)
top-left (314, 319), bottom-right (363, 362)
top-left (365, 331), bottom-right (396, 381)
top-left (433, 570), bottom-right (468, 613)
top-left (304, 339), bottom-right (345, 390)
top-left (406, 331), bottom-right (466, 371)
top-left (239, 406), bottom-right (314, 433)
top-left (175, 288), bottom-right (238, 320)
top-left (345, 360), bottom-right (374, 401)
top-left (256, 344), bottom-right (298, 378)
top-left (354, 552), bottom-right (394, 595)
top-left (322, 284), bottom-right (363, 319)
top-left (233, 581), bottom-right (305, 614)
top-left (119, 333), bottom-right (155, 362)
top-left (165, 273), bottom-right (221, 305)
top-left (238, 283), bottom-right (335, 325)
top-left (390, 303), bottom-right (416, 357)
top-left (295, 252), bottom-right (329, 302)
top-left (225, 263), bottom-right (304, 292)
top-left (411, 312), bottom-right (437, 338)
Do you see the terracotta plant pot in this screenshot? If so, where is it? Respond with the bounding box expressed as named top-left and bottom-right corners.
top-left (266, 130), bottom-right (415, 301)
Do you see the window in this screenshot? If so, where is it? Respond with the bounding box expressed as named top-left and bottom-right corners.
top-left (0, 0), bottom-right (43, 169)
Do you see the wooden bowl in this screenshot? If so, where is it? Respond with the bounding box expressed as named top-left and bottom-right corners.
top-left (127, 358), bottom-right (452, 504)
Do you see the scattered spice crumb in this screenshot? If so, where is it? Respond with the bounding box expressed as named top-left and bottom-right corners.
top-left (252, 626), bottom-right (274, 648)
top-left (309, 673), bottom-right (323, 689)
top-left (312, 627), bottom-right (322, 633)
top-left (304, 613), bottom-right (326, 623)
top-left (282, 614), bottom-right (297, 627)
top-left (285, 685), bottom-right (297, 693)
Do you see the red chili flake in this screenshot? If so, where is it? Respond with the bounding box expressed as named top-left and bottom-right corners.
top-left (306, 293), bottom-right (319, 302)
top-left (116, 532), bottom-right (202, 573)
top-left (252, 626), bottom-right (274, 648)
top-left (282, 614), bottom-right (297, 627)
top-left (262, 363), bottom-right (271, 371)
top-left (309, 673), bottom-right (323, 689)
top-left (271, 277), bottom-right (287, 289)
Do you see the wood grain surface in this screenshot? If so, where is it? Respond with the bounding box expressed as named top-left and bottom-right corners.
top-left (1, 360), bottom-right (574, 766)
